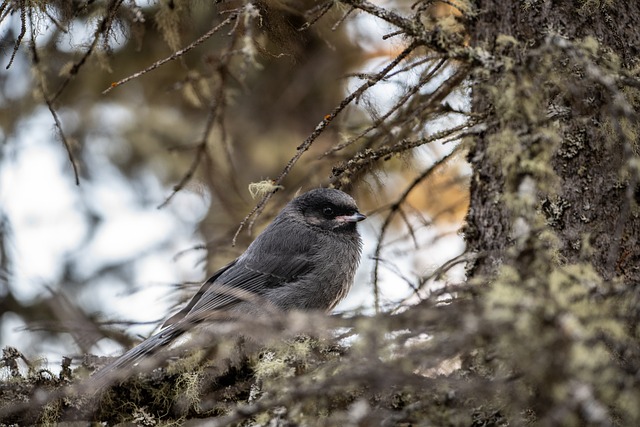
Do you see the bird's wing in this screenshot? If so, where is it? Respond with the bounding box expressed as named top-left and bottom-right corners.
top-left (92, 255), bottom-right (312, 387)
top-left (162, 260), bottom-right (238, 327)
top-left (183, 253), bottom-right (313, 322)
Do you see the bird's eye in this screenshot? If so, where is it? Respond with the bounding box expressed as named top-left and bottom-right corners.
top-left (322, 207), bottom-right (334, 217)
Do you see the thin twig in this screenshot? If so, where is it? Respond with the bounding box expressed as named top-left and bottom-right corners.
top-left (340, 0), bottom-right (419, 38)
top-left (5, 0), bottom-right (26, 70)
top-left (44, 97), bottom-right (80, 185)
top-left (331, 6), bottom-right (355, 31)
top-left (157, 143), bottom-right (207, 209)
top-left (298, 1), bottom-right (333, 31)
top-left (382, 30), bottom-right (404, 40)
top-left (157, 7), bottom-right (254, 208)
top-left (389, 252), bottom-right (476, 312)
top-left (326, 66), bottom-right (473, 186)
top-left (42, 5), bottom-right (68, 33)
top-left (398, 65), bottom-right (471, 133)
top-left (0, 1), bottom-right (9, 19)
top-left (232, 41), bottom-right (420, 244)
top-left (371, 145), bottom-right (462, 313)
top-left (322, 58), bottom-right (447, 157)
top-left (103, 12), bottom-right (239, 94)
top-left (157, 94), bottom-right (220, 209)
top-left (386, 55), bottom-right (442, 78)
top-left (330, 119), bottom-right (482, 185)
top-left (397, 206), bottom-right (419, 249)
top-left (372, 256), bottom-right (420, 296)
top-left (29, 11), bottom-right (80, 184)
top-left (52, 0), bottom-right (124, 101)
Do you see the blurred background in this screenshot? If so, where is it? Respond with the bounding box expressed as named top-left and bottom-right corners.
top-left (0, 1), bottom-right (469, 368)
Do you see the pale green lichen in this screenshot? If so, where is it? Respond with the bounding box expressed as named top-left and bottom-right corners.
top-left (155, 0), bottom-right (187, 51)
top-left (38, 399), bottom-right (62, 426)
top-left (174, 372), bottom-right (202, 412)
top-left (254, 350), bottom-right (295, 380)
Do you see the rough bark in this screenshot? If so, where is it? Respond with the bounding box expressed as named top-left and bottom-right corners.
top-left (467, 0), bottom-right (640, 281)
top-left (465, 1), bottom-right (640, 425)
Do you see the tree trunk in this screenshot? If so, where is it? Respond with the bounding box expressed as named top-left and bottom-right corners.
top-left (465, 1), bottom-right (640, 425)
top-left (467, 0), bottom-right (640, 278)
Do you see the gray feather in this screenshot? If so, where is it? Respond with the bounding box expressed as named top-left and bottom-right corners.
top-left (91, 188), bottom-right (364, 388)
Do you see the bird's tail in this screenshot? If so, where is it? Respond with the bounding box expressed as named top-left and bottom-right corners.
top-left (88, 322), bottom-right (184, 390)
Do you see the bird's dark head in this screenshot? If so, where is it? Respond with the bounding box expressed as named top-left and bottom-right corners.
top-left (291, 188), bottom-right (366, 233)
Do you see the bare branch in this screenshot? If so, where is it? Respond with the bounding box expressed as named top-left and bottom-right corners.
top-left (29, 11), bottom-right (80, 185)
top-left (340, 0), bottom-right (419, 38)
top-left (52, 0), bottom-right (125, 102)
top-left (332, 5), bottom-right (355, 31)
top-left (4, 0), bottom-right (26, 70)
top-left (232, 41), bottom-right (421, 243)
top-left (322, 58), bottom-right (448, 157)
top-left (371, 145), bottom-right (463, 312)
top-left (298, 1), bottom-right (334, 31)
top-left (157, 143), bottom-right (207, 209)
top-left (103, 11), bottom-right (239, 94)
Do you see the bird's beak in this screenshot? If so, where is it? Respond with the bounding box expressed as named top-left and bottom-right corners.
top-left (338, 212), bottom-right (367, 223)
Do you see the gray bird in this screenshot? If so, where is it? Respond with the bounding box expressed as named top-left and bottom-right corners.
top-left (91, 188), bottom-right (365, 385)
